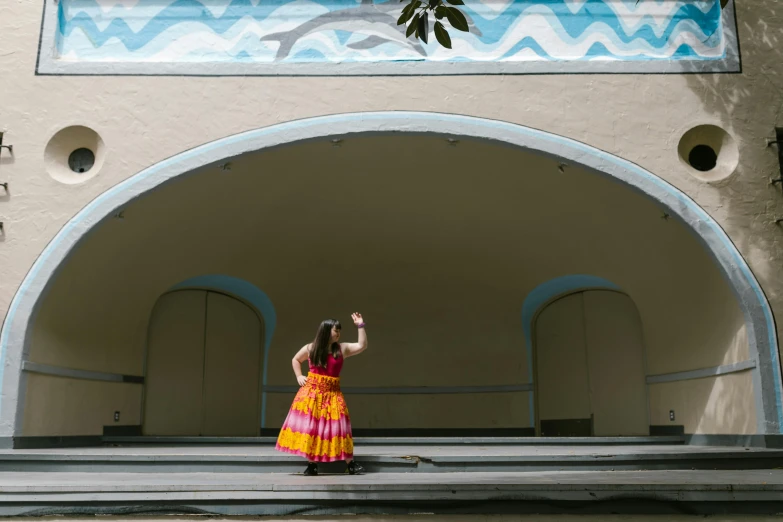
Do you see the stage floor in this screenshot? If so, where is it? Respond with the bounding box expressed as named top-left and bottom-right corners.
top-left (1, 443), bottom-right (782, 515)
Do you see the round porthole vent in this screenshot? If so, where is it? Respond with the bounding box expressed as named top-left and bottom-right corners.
top-left (45, 126), bottom-right (105, 184)
top-left (677, 125), bottom-right (738, 183)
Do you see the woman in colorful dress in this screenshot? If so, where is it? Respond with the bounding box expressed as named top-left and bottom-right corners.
top-left (275, 313), bottom-right (367, 475)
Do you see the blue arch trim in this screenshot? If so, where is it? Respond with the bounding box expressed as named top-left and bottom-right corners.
top-left (170, 275), bottom-right (276, 428)
top-left (521, 275), bottom-right (620, 427)
top-left (0, 111), bottom-right (779, 435)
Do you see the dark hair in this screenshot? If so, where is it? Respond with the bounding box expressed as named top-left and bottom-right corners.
top-left (309, 319), bottom-right (342, 368)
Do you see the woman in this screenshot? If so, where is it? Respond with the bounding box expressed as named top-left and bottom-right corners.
top-left (275, 313), bottom-right (367, 475)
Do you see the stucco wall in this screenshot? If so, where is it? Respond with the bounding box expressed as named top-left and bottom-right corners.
top-left (22, 374), bottom-right (141, 436)
top-left (2, 0), bottom-right (782, 436)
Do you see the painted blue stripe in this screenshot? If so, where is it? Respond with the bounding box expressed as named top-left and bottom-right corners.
top-left (464, 1), bottom-right (720, 47)
top-left (1, 111), bottom-right (779, 433)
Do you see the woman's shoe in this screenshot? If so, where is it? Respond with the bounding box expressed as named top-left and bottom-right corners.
top-left (346, 461), bottom-right (365, 475)
top-left (304, 462), bottom-right (318, 476)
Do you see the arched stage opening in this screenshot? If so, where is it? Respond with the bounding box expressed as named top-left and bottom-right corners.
top-left (1, 112), bottom-right (779, 443)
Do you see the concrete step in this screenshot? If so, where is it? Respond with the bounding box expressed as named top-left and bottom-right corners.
top-left (0, 470), bottom-right (781, 516)
top-left (0, 444), bottom-right (781, 473)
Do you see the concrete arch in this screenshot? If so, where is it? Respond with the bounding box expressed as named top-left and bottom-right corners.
top-left (0, 111), bottom-right (780, 436)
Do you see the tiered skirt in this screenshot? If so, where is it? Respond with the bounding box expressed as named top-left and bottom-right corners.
top-left (275, 373), bottom-right (353, 462)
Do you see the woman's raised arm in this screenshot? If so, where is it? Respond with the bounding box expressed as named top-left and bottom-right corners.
top-left (341, 313), bottom-right (367, 358)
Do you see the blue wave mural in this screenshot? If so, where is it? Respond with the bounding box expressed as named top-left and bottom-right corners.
top-left (53, 0), bottom-right (727, 65)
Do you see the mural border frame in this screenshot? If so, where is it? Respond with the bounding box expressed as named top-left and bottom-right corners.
top-left (35, 0), bottom-right (741, 76)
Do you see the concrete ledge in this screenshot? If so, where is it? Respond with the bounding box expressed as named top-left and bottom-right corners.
top-left (0, 444), bottom-right (781, 473)
top-left (0, 470), bottom-right (780, 516)
top-left (9, 436), bottom-right (102, 449)
top-left (102, 435), bottom-right (685, 445)
top-left (685, 434), bottom-right (783, 448)
top-left (261, 427), bottom-right (537, 437)
top-left (18, 434), bottom-right (783, 450)
top-left (21, 362), bottom-right (144, 384)
top-left (647, 360), bottom-right (756, 385)
top-left (7, 499), bottom-right (783, 517)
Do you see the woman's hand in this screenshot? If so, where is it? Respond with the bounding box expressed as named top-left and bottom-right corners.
top-left (297, 375), bottom-right (308, 387)
top-left (342, 313), bottom-right (368, 359)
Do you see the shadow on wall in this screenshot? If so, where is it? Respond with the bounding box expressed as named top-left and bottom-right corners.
top-left (648, 367), bottom-right (756, 434)
top-left (678, 0), bottom-right (783, 433)
top-left (682, 0), bottom-right (783, 284)
top-left (696, 366), bottom-right (757, 433)
top-left (692, 321), bottom-right (755, 434)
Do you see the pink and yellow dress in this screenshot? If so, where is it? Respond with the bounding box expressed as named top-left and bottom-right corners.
top-left (275, 351), bottom-right (353, 462)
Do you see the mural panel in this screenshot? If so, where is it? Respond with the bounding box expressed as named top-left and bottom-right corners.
top-left (37, 0), bottom-right (739, 75)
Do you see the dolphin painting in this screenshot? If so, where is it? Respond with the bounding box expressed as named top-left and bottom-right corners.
top-left (260, 0), bottom-right (480, 61)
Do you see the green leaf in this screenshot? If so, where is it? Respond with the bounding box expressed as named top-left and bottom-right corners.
top-left (407, 13), bottom-right (420, 37)
top-left (445, 0), bottom-right (465, 4)
top-left (397, 3), bottom-right (416, 25)
top-left (445, 6), bottom-right (469, 32)
top-left (418, 13), bottom-right (429, 43)
top-left (403, 0), bottom-right (421, 16)
top-left (428, 0), bottom-right (439, 9)
top-left (397, 4), bottom-right (410, 24)
top-left (435, 5), bottom-right (446, 19)
top-left (434, 21), bottom-right (452, 48)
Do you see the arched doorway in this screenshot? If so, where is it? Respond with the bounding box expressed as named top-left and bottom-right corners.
top-left (143, 289), bottom-right (264, 436)
top-left (534, 290), bottom-right (648, 436)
